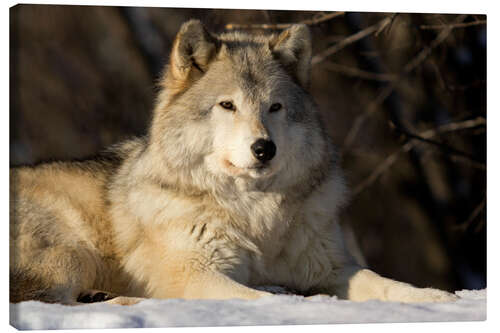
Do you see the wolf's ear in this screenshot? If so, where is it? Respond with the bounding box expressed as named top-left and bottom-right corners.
top-left (166, 20), bottom-right (218, 92)
top-left (269, 24), bottom-right (312, 89)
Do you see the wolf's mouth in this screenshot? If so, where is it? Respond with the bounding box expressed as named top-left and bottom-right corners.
top-left (248, 162), bottom-right (268, 170)
top-left (223, 159), bottom-right (271, 177)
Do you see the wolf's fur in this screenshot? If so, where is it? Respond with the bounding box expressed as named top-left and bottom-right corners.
top-left (10, 20), bottom-right (457, 305)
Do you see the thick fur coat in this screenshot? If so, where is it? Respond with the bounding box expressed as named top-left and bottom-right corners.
top-left (10, 20), bottom-right (457, 305)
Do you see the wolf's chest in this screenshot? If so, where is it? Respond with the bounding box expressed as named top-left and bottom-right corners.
top-left (227, 211), bottom-right (336, 292)
top-left (209, 192), bottom-right (338, 291)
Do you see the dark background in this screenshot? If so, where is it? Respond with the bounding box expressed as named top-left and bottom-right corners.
top-left (10, 5), bottom-right (486, 292)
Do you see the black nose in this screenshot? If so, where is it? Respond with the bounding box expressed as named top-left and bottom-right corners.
top-left (251, 139), bottom-right (276, 162)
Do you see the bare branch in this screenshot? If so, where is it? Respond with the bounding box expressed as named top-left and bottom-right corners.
top-left (394, 125), bottom-right (484, 164)
top-left (225, 12), bottom-right (345, 30)
top-left (375, 13), bottom-right (398, 36)
top-left (420, 20), bottom-right (486, 30)
top-left (311, 15), bottom-right (393, 66)
top-left (453, 197), bottom-right (486, 232)
top-left (342, 85), bottom-right (394, 152)
top-left (449, 155), bottom-right (487, 171)
top-left (298, 11), bottom-right (346, 26)
top-left (351, 117), bottom-right (486, 197)
top-left (403, 14), bottom-right (468, 74)
top-left (417, 117), bottom-right (486, 138)
top-left (324, 62), bottom-right (397, 82)
top-left (351, 141), bottom-right (412, 198)
top-left (341, 14), bottom-right (468, 153)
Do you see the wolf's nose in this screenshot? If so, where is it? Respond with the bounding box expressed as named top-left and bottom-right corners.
top-left (251, 139), bottom-right (276, 162)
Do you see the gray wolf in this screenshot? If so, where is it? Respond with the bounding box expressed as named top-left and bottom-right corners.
top-left (10, 20), bottom-right (458, 305)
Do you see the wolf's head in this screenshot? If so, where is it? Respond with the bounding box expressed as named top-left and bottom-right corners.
top-left (150, 20), bottom-right (333, 192)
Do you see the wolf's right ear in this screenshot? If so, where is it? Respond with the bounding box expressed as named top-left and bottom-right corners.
top-left (165, 20), bottom-right (218, 93)
top-left (269, 24), bottom-right (312, 89)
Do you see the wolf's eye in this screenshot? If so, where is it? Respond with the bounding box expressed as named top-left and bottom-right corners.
top-left (220, 101), bottom-right (235, 111)
top-left (269, 103), bottom-right (282, 113)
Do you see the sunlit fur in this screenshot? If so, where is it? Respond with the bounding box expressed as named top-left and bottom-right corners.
top-left (10, 20), bottom-right (457, 305)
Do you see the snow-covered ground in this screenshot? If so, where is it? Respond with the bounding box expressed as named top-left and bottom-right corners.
top-left (10, 289), bottom-right (485, 330)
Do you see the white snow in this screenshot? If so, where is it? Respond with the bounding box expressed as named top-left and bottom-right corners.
top-left (9, 289), bottom-right (486, 330)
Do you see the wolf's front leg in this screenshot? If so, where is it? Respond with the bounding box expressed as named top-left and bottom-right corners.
top-left (181, 271), bottom-right (272, 300)
top-left (99, 272), bottom-right (271, 304)
top-left (322, 265), bottom-right (458, 303)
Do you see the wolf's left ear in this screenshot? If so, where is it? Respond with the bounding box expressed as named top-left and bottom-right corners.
top-left (166, 20), bottom-right (218, 93)
top-left (269, 24), bottom-right (312, 89)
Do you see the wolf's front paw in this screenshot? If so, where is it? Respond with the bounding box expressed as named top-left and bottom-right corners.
top-left (104, 296), bottom-right (146, 306)
top-left (418, 288), bottom-right (459, 302)
top-left (397, 287), bottom-right (459, 303)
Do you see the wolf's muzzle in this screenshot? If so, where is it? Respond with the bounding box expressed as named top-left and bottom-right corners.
top-left (251, 139), bottom-right (276, 162)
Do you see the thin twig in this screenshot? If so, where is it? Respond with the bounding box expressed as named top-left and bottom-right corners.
top-left (298, 11), bottom-right (346, 26)
top-left (342, 85), bottom-right (394, 151)
top-left (351, 117), bottom-right (485, 197)
top-left (312, 15), bottom-right (393, 66)
top-left (429, 60), bottom-right (448, 91)
top-left (420, 20), bottom-right (486, 30)
top-left (403, 14), bottom-right (467, 74)
top-left (375, 13), bottom-right (398, 36)
top-left (324, 62), bottom-right (397, 82)
top-left (449, 155), bottom-right (486, 171)
top-left (418, 117), bottom-right (486, 137)
top-left (453, 197), bottom-right (486, 232)
top-left (351, 141), bottom-right (412, 198)
top-left (341, 14), bottom-right (468, 153)
top-left (225, 12), bottom-right (345, 30)
top-left (394, 126), bottom-right (483, 164)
